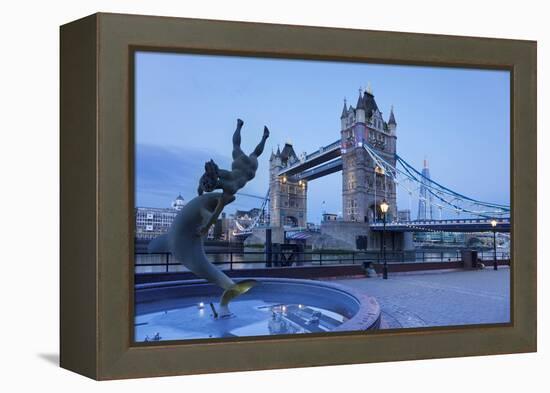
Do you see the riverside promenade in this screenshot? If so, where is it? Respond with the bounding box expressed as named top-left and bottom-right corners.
top-left (333, 268), bottom-right (510, 329)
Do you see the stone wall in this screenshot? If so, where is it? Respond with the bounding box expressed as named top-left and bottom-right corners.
top-left (245, 226), bottom-right (286, 246)
top-left (320, 221), bottom-right (371, 250)
top-left (320, 221), bottom-right (415, 251)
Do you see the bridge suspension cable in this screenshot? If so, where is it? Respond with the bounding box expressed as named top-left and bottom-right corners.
top-left (361, 143), bottom-right (509, 219)
top-left (233, 189), bottom-right (270, 234)
top-left (396, 158), bottom-right (508, 218)
top-left (396, 155), bottom-right (510, 210)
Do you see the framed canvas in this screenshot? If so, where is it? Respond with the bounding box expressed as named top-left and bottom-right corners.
top-left (60, 12), bottom-right (537, 380)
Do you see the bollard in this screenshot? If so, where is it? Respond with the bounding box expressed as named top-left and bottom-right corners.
top-left (265, 228), bottom-right (272, 267)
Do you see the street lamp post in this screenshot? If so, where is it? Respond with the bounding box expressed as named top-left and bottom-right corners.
top-left (491, 219), bottom-right (498, 270)
top-left (380, 200), bottom-right (390, 279)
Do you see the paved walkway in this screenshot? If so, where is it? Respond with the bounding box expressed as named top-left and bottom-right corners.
top-left (333, 268), bottom-right (510, 329)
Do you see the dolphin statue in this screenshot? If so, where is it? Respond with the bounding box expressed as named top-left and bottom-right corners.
top-left (148, 191), bottom-right (257, 317)
top-left (148, 119), bottom-right (269, 317)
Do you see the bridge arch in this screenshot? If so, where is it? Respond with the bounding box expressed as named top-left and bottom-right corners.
top-left (284, 215), bottom-right (299, 227)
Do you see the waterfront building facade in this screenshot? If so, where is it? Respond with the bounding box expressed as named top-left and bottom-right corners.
top-left (135, 195), bottom-right (186, 240)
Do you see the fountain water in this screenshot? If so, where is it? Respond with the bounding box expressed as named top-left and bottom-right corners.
top-left (135, 278), bottom-right (381, 341)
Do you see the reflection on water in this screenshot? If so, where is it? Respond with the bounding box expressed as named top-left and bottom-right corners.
top-left (135, 299), bottom-right (347, 341)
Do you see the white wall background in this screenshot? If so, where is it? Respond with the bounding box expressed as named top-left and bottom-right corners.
top-left (0, 0), bottom-right (547, 391)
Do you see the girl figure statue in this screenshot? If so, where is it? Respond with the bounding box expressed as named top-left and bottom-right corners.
top-left (196, 118), bottom-right (269, 236)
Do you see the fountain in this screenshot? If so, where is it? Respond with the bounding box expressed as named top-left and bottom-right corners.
top-left (135, 278), bottom-right (380, 340)
top-left (138, 119), bottom-right (380, 341)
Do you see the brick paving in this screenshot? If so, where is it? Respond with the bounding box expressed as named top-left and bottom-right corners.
top-left (333, 267), bottom-right (510, 329)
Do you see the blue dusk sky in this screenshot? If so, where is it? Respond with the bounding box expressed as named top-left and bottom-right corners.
top-left (135, 51), bottom-right (510, 223)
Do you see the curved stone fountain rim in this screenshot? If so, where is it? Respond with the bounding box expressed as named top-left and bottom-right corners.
top-left (136, 277), bottom-right (381, 332)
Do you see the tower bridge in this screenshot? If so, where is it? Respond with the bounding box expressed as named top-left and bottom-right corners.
top-left (240, 87), bottom-right (510, 251)
top-left (268, 87), bottom-right (399, 245)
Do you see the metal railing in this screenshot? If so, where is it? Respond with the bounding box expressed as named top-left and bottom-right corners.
top-left (373, 217), bottom-right (512, 226)
top-left (135, 249), bottom-right (510, 274)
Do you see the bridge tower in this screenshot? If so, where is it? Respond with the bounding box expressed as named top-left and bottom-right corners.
top-left (340, 88), bottom-right (398, 223)
top-left (269, 142), bottom-right (308, 228)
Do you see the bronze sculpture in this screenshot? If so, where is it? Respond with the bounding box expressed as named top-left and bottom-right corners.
top-left (197, 118), bottom-right (269, 235)
top-left (149, 119), bottom-right (269, 317)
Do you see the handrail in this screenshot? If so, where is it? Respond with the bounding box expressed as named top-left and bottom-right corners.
top-left (370, 217), bottom-right (511, 226)
top-left (135, 249), bottom-right (511, 273)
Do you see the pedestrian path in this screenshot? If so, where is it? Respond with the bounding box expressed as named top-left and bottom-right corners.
top-left (334, 268), bottom-right (510, 329)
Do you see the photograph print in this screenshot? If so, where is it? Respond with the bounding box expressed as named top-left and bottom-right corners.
top-left (133, 51), bottom-right (510, 343)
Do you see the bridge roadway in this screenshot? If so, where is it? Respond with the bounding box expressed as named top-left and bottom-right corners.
top-left (290, 158), bottom-right (343, 181)
top-left (369, 218), bottom-right (510, 233)
top-left (278, 139), bottom-right (341, 178)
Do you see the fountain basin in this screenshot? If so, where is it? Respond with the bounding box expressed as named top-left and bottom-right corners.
top-left (135, 277), bottom-right (380, 341)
